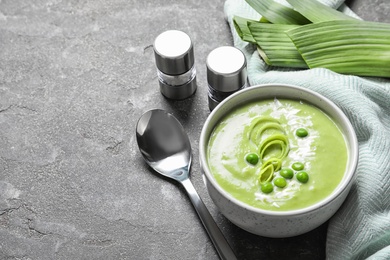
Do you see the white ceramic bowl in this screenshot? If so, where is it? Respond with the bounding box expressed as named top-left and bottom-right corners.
top-left (199, 84), bottom-right (358, 238)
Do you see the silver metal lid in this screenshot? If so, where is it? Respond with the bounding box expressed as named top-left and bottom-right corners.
top-left (206, 46), bottom-right (247, 92)
top-left (153, 30), bottom-right (194, 75)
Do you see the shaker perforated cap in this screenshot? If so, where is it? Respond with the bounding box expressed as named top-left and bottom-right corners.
top-left (206, 46), bottom-right (247, 92)
top-left (153, 30), bottom-right (195, 75)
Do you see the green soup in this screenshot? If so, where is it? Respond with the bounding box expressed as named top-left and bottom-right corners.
top-left (207, 98), bottom-right (348, 211)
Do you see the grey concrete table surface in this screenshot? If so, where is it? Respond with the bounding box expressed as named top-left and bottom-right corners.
top-left (0, 1), bottom-right (389, 259)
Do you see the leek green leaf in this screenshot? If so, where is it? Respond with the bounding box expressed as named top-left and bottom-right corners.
top-left (286, 0), bottom-right (357, 23)
top-left (245, 0), bottom-right (310, 25)
top-left (287, 20), bottom-right (390, 78)
top-left (233, 16), bottom-right (257, 43)
top-left (248, 22), bottom-right (307, 68)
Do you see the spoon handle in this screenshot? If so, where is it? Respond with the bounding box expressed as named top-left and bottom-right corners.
top-left (181, 178), bottom-right (237, 260)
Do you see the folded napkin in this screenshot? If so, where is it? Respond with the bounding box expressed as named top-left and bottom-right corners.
top-left (224, 0), bottom-right (390, 259)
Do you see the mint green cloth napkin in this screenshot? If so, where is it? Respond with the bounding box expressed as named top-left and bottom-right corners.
top-left (224, 0), bottom-right (390, 259)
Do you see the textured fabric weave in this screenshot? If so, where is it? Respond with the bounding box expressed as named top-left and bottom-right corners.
top-left (224, 1), bottom-right (390, 259)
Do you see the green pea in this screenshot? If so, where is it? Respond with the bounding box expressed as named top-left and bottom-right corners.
top-left (292, 162), bottom-right (304, 171)
top-left (280, 168), bottom-right (294, 179)
top-left (274, 177), bottom-right (287, 188)
top-left (296, 171), bottom-right (309, 183)
top-left (245, 153), bottom-right (259, 165)
top-left (296, 128), bottom-right (308, 137)
top-left (261, 182), bottom-right (274, 194)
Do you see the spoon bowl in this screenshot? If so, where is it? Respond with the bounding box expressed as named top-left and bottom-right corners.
top-left (136, 109), bottom-right (236, 260)
top-left (136, 109), bottom-right (191, 180)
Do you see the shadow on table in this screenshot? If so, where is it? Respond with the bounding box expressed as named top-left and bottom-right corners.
top-left (221, 213), bottom-right (328, 260)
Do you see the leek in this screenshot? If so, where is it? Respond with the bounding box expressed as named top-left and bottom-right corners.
top-left (248, 22), bottom-right (307, 68)
top-left (286, 0), bottom-right (357, 23)
top-left (233, 16), bottom-right (257, 43)
top-left (245, 0), bottom-right (310, 25)
top-left (234, 0), bottom-right (390, 78)
top-left (287, 20), bottom-right (390, 77)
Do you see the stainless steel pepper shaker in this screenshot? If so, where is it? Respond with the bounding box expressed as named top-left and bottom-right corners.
top-left (206, 46), bottom-right (247, 110)
top-left (153, 30), bottom-right (197, 100)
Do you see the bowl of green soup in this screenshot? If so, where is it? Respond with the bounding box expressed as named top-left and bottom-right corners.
top-left (199, 83), bottom-right (358, 238)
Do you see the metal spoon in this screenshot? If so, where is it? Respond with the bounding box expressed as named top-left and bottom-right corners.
top-left (136, 109), bottom-right (237, 260)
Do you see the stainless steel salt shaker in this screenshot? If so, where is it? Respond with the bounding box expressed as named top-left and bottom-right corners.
top-left (206, 46), bottom-right (247, 110)
top-left (153, 30), bottom-right (197, 100)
